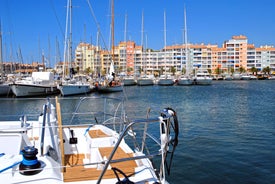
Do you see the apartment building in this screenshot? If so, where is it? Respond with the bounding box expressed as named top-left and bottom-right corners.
top-left (74, 35), bottom-right (275, 76)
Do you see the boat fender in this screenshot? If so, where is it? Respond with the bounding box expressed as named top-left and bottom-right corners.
top-left (19, 146), bottom-right (42, 175)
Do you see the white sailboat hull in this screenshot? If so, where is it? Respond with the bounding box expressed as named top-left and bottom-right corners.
top-left (178, 78), bottom-right (193, 86)
top-left (122, 79), bottom-right (136, 86)
top-left (137, 79), bottom-right (154, 86)
top-left (157, 79), bottom-right (174, 86)
top-left (58, 84), bottom-right (91, 96)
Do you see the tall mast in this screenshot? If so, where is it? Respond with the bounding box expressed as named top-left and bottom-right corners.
top-left (124, 13), bottom-right (127, 73)
top-left (111, 0), bottom-right (114, 62)
top-left (184, 6), bottom-right (189, 75)
top-left (141, 10), bottom-right (144, 73)
top-left (69, 0), bottom-right (73, 68)
top-left (164, 10), bottom-right (167, 76)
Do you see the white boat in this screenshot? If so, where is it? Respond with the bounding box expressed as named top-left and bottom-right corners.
top-left (122, 76), bottom-right (136, 86)
top-left (240, 74), bottom-right (251, 80)
top-left (157, 75), bottom-right (174, 86)
top-left (177, 76), bottom-right (193, 86)
top-left (194, 70), bottom-right (212, 85)
top-left (0, 96), bottom-right (179, 184)
top-left (232, 72), bottom-right (242, 80)
top-left (137, 75), bottom-right (154, 86)
top-left (10, 72), bottom-right (59, 97)
top-left (224, 74), bottom-right (233, 80)
top-left (58, 75), bottom-right (92, 96)
top-left (58, 0), bottom-right (92, 97)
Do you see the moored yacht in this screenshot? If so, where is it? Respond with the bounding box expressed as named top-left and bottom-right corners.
top-left (177, 75), bottom-right (193, 86)
top-left (157, 74), bottom-right (175, 86)
top-left (10, 71), bottom-right (59, 97)
top-left (194, 70), bottom-right (212, 85)
top-left (137, 75), bottom-right (154, 86)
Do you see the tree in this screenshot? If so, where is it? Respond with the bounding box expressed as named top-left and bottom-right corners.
top-left (262, 66), bottom-right (271, 75)
top-left (207, 69), bottom-right (212, 76)
top-left (239, 66), bottom-right (246, 73)
top-left (170, 66), bottom-right (176, 76)
top-left (230, 67), bottom-right (234, 74)
top-left (215, 67), bottom-right (221, 75)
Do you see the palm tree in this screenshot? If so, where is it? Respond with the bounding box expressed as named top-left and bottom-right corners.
top-left (170, 66), bottom-right (176, 76)
top-left (239, 66), bottom-right (246, 73)
top-left (262, 66), bottom-right (271, 75)
top-left (250, 66), bottom-right (258, 75)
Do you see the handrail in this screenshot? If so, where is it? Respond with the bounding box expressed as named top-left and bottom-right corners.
top-left (96, 117), bottom-right (160, 184)
top-left (40, 103), bottom-right (47, 156)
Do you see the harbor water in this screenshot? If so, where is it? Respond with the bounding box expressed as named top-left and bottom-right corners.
top-left (0, 80), bottom-right (275, 183)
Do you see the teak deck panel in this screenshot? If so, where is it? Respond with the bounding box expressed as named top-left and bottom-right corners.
top-left (88, 129), bottom-right (109, 138)
top-left (63, 147), bottom-right (137, 182)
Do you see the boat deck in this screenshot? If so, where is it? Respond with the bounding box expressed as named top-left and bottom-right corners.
top-left (63, 129), bottom-right (137, 182)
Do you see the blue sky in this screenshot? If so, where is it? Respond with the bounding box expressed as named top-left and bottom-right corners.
top-left (1, 0), bottom-right (275, 67)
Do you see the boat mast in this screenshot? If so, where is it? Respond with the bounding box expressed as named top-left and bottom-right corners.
top-left (164, 10), bottom-right (167, 76)
top-left (141, 10), bottom-right (144, 75)
top-left (63, 0), bottom-right (70, 77)
top-left (111, 0), bottom-right (114, 62)
top-left (124, 13), bottom-right (127, 74)
top-left (69, 0), bottom-right (73, 73)
top-left (184, 6), bottom-right (189, 76)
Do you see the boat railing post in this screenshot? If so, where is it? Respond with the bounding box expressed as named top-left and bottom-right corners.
top-left (96, 120), bottom-right (136, 184)
top-left (40, 103), bottom-right (48, 156)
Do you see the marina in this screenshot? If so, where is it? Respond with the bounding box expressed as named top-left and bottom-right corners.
top-left (0, 1), bottom-right (275, 183)
top-left (0, 80), bottom-right (274, 183)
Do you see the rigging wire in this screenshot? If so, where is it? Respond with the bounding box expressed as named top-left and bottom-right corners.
top-left (86, 0), bottom-right (109, 51)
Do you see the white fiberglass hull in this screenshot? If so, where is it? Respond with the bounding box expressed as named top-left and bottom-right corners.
top-left (137, 79), bottom-right (154, 86)
top-left (157, 79), bottom-right (174, 86)
top-left (58, 84), bottom-right (91, 96)
top-left (10, 84), bottom-right (59, 97)
top-left (122, 79), bottom-right (136, 86)
top-left (194, 78), bottom-right (212, 85)
top-left (178, 78), bottom-right (193, 86)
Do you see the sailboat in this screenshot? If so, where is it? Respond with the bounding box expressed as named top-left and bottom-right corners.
top-left (97, 61), bottom-right (123, 93)
top-left (0, 96), bottom-right (179, 183)
top-left (137, 11), bottom-right (154, 86)
top-left (0, 20), bottom-right (11, 96)
top-left (158, 11), bottom-right (174, 86)
top-left (57, 0), bottom-right (92, 96)
top-left (177, 7), bottom-right (193, 86)
top-left (97, 0), bottom-right (123, 93)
